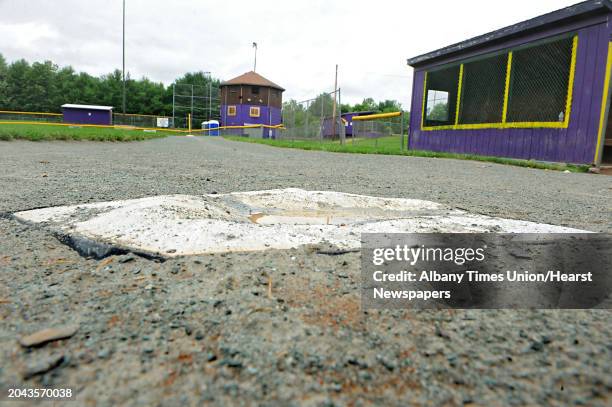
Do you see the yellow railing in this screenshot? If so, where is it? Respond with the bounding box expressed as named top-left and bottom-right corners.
top-left (0, 110), bottom-right (62, 116)
top-left (0, 119), bottom-right (285, 135)
top-left (352, 112), bottom-right (401, 121)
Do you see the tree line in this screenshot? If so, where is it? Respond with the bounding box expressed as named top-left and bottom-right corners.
top-left (0, 54), bottom-right (219, 116)
top-left (0, 54), bottom-right (406, 120)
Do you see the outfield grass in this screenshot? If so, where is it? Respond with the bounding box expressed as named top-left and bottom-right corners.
top-left (225, 135), bottom-right (590, 173)
top-left (0, 123), bottom-right (174, 141)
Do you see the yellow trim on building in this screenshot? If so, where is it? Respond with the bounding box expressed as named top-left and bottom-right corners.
top-left (454, 64), bottom-right (464, 125)
top-left (594, 42), bottom-right (612, 164)
top-left (501, 52), bottom-right (513, 123)
top-left (352, 111), bottom-right (401, 121)
top-left (421, 72), bottom-right (428, 131)
top-left (563, 35), bottom-right (579, 128)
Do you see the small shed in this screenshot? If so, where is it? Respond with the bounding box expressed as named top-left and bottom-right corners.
top-left (321, 111), bottom-right (375, 138)
top-left (62, 104), bottom-right (113, 126)
top-left (342, 111), bottom-right (376, 137)
top-left (406, 0), bottom-right (612, 166)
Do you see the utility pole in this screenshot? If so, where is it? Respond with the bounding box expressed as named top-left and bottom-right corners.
top-left (331, 64), bottom-right (338, 141)
top-left (122, 0), bottom-right (126, 114)
top-left (252, 42), bottom-right (257, 72)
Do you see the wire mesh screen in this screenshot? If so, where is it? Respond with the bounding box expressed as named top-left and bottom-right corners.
top-left (113, 113), bottom-right (171, 128)
top-left (459, 54), bottom-right (507, 124)
top-left (353, 118), bottom-right (402, 142)
top-left (172, 82), bottom-right (220, 129)
top-left (424, 66), bottom-right (460, 127)
top-left (506, 36), bottom-right (574, 123)
top-left (281, 89), bottom-right (342, 141)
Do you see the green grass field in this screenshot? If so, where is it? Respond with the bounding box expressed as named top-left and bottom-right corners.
top-left (0, 123), bottom-right (174, 141)
top-left (225, 135), bottom-right (590, 173)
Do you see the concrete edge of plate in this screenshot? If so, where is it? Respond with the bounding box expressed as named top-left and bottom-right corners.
top-left (12, 188), bottom-right (588, 260)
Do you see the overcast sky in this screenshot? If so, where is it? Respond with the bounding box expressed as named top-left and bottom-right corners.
top-left (0, 0), bottom-right (578, 108)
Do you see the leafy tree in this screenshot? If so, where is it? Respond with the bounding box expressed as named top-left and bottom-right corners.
top-left (51, 66), bottom-right (78, 108)
top-left (25, 61), bottom-right (57, 111)
top-left (377, 99), bottom-right (402, 113)
top-left (427, 103), bottom-right (448, 121)
top-left (4, 59), bottom-right (30, 111)
top-left (171, 72), bottom-right (220, 120)
top-left (0, 54), bottom-right (7, 106)
top-left (307, 93), bottom-right (335, 118)
top-left (0, 54), bottom-right (409, 128)
top-left (339, 103), bottom-right (353, 113)
top-left (352, 97), bottom-right (377, 113)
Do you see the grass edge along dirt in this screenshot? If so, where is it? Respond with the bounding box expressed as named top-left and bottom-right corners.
top-left (224, 135), bottom-right (590, 173)
top-left (0, 123), bottom-right (174, 142)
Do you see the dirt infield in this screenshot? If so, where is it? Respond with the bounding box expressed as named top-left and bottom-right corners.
top-left (0, 137), bottom-right (610, 405)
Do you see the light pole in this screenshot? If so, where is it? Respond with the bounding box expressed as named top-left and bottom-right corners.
top-left (252, 42), bottom-right (257, 72)
top-left (122, 0), bottom-right (126, 114)
top-left (204, 71), bottom-right (212, 121)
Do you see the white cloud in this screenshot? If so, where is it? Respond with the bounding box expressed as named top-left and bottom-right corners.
top-left (0, 0), bottom-right (579, 110)
top-left (0, 21), bottom-right (58, 53)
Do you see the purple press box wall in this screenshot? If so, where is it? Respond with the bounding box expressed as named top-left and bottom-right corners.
top-left (62, 108), bottom-right (112, 126)
top-left (408, 14), bottom-right (612, 165)
top-left (221, 104), bottom-right (282, 138)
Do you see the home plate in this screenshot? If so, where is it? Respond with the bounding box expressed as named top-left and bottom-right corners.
top-left (14, 188), bottom-right (586, 258)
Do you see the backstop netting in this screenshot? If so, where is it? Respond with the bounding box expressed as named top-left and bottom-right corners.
top-left (281, 89), bottom-right (345, 142)
top-left (352, 112), bottom-right (405, 148)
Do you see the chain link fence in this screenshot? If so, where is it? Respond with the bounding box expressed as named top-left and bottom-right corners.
top-left (352, 113), bottom-right (406, 149)
top-left (112, 113), bottom-right (172, 128)
top-left (0, 111), bottom-right (62, 123)
top-left (172, 82), bottom-right (220, 129)
top-left (281, 89), bottom-right (344, 142)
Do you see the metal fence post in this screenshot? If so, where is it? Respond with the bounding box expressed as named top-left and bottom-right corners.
top-left (305, 100), bottom-right (310, 139)
top-left (338, 88), bottom-right (344, 145)
top-left (208, 80), bottom-right (212, 121)
top-left (400, 111), bottom-right (404, 151)
top-left (172, 84), bottom-right (175, 128)
top-left (320, 96), bottom-right (324, 143)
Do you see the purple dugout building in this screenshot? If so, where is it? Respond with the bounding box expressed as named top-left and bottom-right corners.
top-left (407, 0), bottom-right (612, 166)
top-left (220, 71), bottom-right (284, 138)
top-left (321, 111), bottom-right (375, 138)
top-left (62, 104), bottom-right (113, 125)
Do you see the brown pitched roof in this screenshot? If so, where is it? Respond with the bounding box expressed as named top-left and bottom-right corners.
top-left (220, 71), bottom-right (285, 91)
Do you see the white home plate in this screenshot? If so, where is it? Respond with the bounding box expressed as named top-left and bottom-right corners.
top-left (14, 188), bottom-right (585, 257)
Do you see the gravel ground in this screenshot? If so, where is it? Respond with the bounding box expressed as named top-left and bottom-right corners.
top-left (0, 136), bottom-right (610, 406)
